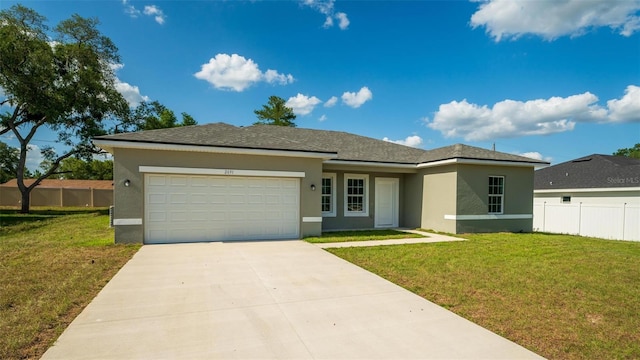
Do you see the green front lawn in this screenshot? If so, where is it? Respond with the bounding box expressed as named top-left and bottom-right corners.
top-left (0, 208), bottom-right (140, 359)
top-left (328, 232), bottom-right (640, 360)
top-left (304, 229), bottom-right (425, 243)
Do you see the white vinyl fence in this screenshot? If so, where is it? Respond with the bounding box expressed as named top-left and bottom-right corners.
top-left (533, 202), bottom-right (640, 241)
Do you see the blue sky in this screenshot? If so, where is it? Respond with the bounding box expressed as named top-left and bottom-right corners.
top-left (2, 0), bottom-right (639, 170)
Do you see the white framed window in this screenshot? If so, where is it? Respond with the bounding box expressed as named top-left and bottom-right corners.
top-left (488, 176), bottom-right (504, 214)
top-left (321, 173), bottom-right (336, 217)
top-left (344, 174), bottom-right (369, 217)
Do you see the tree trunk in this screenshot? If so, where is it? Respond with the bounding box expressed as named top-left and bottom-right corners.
top-left (20, 188), bottom-right (30, 214)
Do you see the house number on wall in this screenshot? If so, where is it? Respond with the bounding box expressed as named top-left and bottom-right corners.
top-left (224, 169), bottom-right (234, 175)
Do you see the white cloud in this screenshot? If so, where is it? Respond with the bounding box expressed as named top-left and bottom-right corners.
top-left (194, 54), bottom-right (294, 92)
top-left (143, 5), bottom-right (166, 25)
top-left (318, 114), bottom-right (328, 122)
top-left (428, 86), bottom-right (640, 141)
top-left (514, 151), bottom-right (553, 163)
top-left (323, 15), bottom-right (333, 28)
top-left (122, 0), bottom-right (140, 17)
top-left (427, 92), bottom-right (608, 141)
top-left (264, 69), bottom-right (295, 85)
top-left (324, 96), bottom-right (338, 107)
top-left (471, 0), bottom-right (640, 41)
top-left (286, 94), bottom-right (322, 116)
top-left (383, 135), bottom-right (423, 148)
top-left (26, 145), bottom-right (43, 172)
top-left (115, 81), bottom-right (149, 107)
top-left (110, 63), bottom-right (149, 107)
top-left (342, 86), bottom-right (373, 108)
top-left (335, 12), bottom-right (350, 30)
top-left (122, 1), bottom-right (166, 25)
top-left (301, 0), bottom-right (350, 30)
top-left (607, 85), bottom-right (640, 122)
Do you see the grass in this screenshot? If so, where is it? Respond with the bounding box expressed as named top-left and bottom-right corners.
top-left (328, 232), bottom-right (640, 360)
top-left (0, 207), bottom-right (140, 360)
top-left (304, 229), bottom-right (425, 243)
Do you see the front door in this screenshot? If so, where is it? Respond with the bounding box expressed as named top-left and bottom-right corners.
top-left (375, 177), bottom-right (399, 228)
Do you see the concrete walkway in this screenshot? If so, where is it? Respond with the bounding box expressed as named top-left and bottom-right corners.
top-left (316, 230), bottom-right (465, 248)
top-left (42, 240), bottom-right (542, 359)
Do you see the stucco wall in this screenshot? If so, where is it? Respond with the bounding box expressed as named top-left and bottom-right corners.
top-left (421, 165), bottom-right (458, 233)
top-left (320, 171), bottom-right (404, 231)
top-left (112, 148), bottom-right (323, 244)
top-left (455, 165), bottom-right (535, 233)
top-left (401, 172), bottom-right (422, 229)
top-left (457, 165), bottom-right (533, 215)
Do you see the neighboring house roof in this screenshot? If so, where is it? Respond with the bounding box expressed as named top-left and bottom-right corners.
top-left (94, 123), bottom-right (547, 166)
top-left (0, 179), bottom-right (114, 189)
top-left (534, 154), bottom-right (640, 190)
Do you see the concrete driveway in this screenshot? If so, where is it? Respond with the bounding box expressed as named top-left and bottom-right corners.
top-left (43, 240), bottom-right (542, 359)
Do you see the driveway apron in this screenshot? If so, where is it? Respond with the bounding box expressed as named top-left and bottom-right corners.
top-left (42, 240), bottom-right (542, 359)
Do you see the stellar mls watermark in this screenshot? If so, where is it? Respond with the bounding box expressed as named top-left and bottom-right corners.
top-left (607, 176), bottom-right (639, 184)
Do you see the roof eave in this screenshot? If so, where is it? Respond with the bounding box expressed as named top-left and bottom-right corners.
top-left (417, 157), bottom-right (548, 168)
top-left (535, 187), bottom-right (640, 193)
top-left (92, 139), bottom-right (338, 160)
top-left (323, 159), bottom-right (417, 169)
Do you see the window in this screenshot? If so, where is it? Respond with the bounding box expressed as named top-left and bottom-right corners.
top-left (344, 174), bottom-right (369, 217)
top-left (488, 176), bottom-right (504, 214)
top-left (321, 173), bottom-right (336, 217)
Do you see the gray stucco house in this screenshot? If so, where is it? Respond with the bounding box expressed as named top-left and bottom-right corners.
top-left (93, 123), bottom-right (548, 244)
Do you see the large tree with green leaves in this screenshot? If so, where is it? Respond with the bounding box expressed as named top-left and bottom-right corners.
top-left (0, 5), bottom-right (128, 213)
top-left (254, 96), bottom-right (296, 127)
top-left (613, 143), bottom-right (640, 159)
top-left (0, 141), bottom-right (20, 183)
top-left (124, 101), bottom-right (197, 132)
top-left (54, 157), bottom-right (113, 180)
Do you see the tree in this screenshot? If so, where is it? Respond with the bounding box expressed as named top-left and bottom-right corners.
top-left (0, 5), bottom-right (129, 213)
top-left (55, 157), bottom-right (113, 180)
top-left (0, 141), bottom-right (19, 183)
top-left (254, 96), bottom-right (297, 127)
top-left (124, 101), bottom-right (197, 131)
top-left (613, 143), bottom-right (640, 159)
top-left (181, 112), bottom-right (197, 126)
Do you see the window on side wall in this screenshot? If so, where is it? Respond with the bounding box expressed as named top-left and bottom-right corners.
top-left (321, 173), bottom-right (336, 217)
top-left (344, 174), bottom-right (369, 217)
top-left (488, 176), bottom-right (504, 214)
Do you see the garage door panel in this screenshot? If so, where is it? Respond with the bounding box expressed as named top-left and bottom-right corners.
top-left (148, 211), bottom-right (167, 222)
top-left (145, 174), bottom-right (300, 244)
top-left (169, 176), bottom-right (187, 186)
top-left (209, 211), bottom-right (226, 221)
top-left (190, 177), bottom-right (208, 186)
top-left (229, 194), bottom-right (245, 204)
top-left (169, 193), bottom-right (188, 204)
top-left (148, 193), bottom-right (166, 204)
top-left (147, 175), bottom-right (166, 186)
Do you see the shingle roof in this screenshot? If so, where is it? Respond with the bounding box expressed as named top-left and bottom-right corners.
top-left (0, 179), bottom-right (114, 189)
top-left (94, 123), bottom-right (547, 166)
top-left (416, 143), bottom-right (541, 164)
top-left (534, 154), bottom-right (640, 190)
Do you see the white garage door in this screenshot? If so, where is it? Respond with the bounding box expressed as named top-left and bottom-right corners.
top-left (144, 174), bottom-right (300, 244)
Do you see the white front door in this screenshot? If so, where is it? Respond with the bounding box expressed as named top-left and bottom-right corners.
top-left (375, 177), bottom-right (399, 228)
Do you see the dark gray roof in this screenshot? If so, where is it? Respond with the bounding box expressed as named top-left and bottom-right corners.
top-left (94, 123), bottom-right (547, 166)
top-left (417, 143), bottom-right (543, 164)
top-left (535, 154), bottom-right (640, 190)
